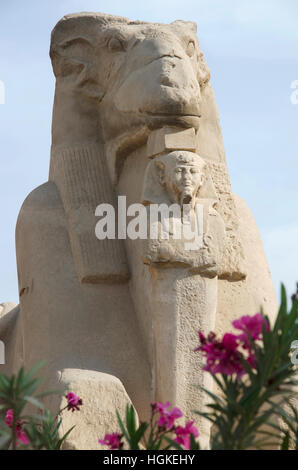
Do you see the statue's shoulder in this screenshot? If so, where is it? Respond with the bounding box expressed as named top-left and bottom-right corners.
top-left (16, 181), bottom-right (65, 233)
top-left (19, 181), bottom-right (62, 213)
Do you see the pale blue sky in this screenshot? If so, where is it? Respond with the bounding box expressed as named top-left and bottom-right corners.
top-left (0, 0), bottom-right (297, 304)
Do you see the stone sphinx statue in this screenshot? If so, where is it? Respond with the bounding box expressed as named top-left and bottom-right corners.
top-left (1, 12), bottom-right (277, 448)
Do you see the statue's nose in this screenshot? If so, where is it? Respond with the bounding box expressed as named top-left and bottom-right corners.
top-left (136, 35), bottom-right (186, 65)
top-left (135, 36), bottom-right (201, 95)
top-left (182, 169), bottom-right (192, 182)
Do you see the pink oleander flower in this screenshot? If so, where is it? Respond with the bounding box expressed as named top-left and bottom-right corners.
top-left (152, 401), bottom-right (183, 430)
top-left (4, 409), bottom-right (13, 427)
top-left (98, 432), bottom-right (123, 450)
top-left (174, 421), bottom-right (199, 450)
top-left (4, 409), bottom-right (29, 446)
top-left (152, 401), bottom-right (171, 414)
top-left (65, 392), bottom-right (83, 412)
top-left (195, 331), bottom-right (245, 378)
top-left (233, 313), bottom-right (270, 347)
top-left (16, 427), bottom-right (30, 445)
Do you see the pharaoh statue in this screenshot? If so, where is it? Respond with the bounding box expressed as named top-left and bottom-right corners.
top-left (0, 12), bottom-right (277, 449)
top-left (142, 150), bottom-right (226, 270)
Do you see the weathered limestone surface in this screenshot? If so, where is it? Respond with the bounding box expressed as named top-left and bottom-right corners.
top-left (0, 12), bottom-right (277, 449)
top-left (147, 127), bottom-right (197, 158)
top-left (56, 369), bottom-right (135, 450)
top-left (0, 303), bottom-right (23, 374)
top-left (15, 181), bottom-right (152, 420)
top-left (216, 194), bottom-right (277, 336)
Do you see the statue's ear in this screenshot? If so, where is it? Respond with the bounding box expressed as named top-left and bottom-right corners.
top-left (170, 20), bottom-right (210, 88)
top-left (155, 160), bottom-right (166, 186)
top-left (51, 36), bottom-right (93, 74)
top-left (50, 36), bottom-right (104, 100)
top-left (50, 14), bottom-right (106, 100)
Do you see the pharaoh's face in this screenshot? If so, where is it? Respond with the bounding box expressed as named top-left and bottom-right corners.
top-left (160, 152), bottom-right (205, 206)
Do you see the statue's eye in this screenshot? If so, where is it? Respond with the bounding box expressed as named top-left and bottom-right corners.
top-left (108, 37), bottom-right (124, 52)
top-left (186, 40), bottom-right (195, 57)
top-left (175, 168), bottom-right (182, 173)
top-left (190, 168), bottom-right (198, 174)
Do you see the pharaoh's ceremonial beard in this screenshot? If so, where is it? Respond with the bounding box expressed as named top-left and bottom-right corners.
top-left (179, 187), bottom-right (196, 208)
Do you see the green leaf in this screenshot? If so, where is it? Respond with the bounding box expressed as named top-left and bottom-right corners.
top-left (163, 437), bottom-right (184, 450)
top-left (116, 409), bottom-right (130, 443)
top-left (19, 361), bottom-right (46, 390)
top-left (57, 425), bottom-right (76, 450)
top-left (281, 431), bottom-right (290, 450)
top-left (23, 395), bottom-right (45, 410)
top-left (190, 433), bottom-right (200, 450)
top-left (134, 422), bottom-right (148, 445)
